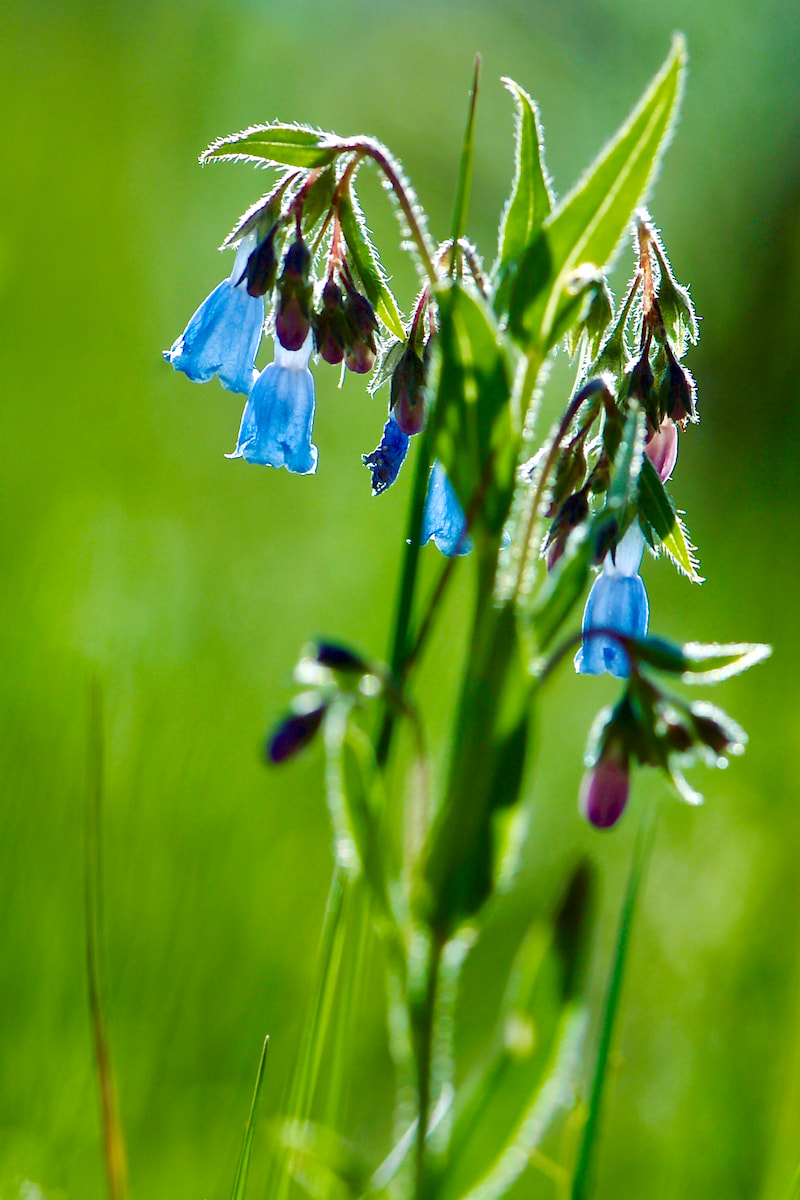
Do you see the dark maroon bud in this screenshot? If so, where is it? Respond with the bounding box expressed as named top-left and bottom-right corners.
top-left (344, 292), bottom-right (379, 347)
top-left (545, 490), bottom-right (589, 570)
top-left (312, 281), bottom-right (349, 365)
top-left (659, 346), bottom-right (697, 426)
top-left (267, 698), bottom-right (327, 764)
top-left (240, 228), bottom-right (278, 298)
top-left (343, 292), bottom-right (379, 373)
top-left (276, 294), bottom-right (312, 351)
top-left (579, 742), bottom-right (630, 829)
top-left (662, 717), bottom-right (693, 754)
top-left (689, 707), bottom-right (741, 756)
top-left (281, 237), bottom-right (312, 282)
top-left (313, 642), bottom-right (368, 673)
top-left (390, 346), bottom-right (427, 435)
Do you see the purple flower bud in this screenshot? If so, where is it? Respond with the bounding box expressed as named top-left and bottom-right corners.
top-left (239, 227), bottom-right (278, 298)
top-left (579, 744), bottom-right (630, 829)
top-left (267, 697), bottom-right (327, 763)
top-left (312, 280), bottom-right (349, 365)
top-left (390, 346), bottom-right (427, 435)
top-left (644, 417), bottom-right (678, 482)
top-left (344, 292), bottom-right (379, 374)
top-left (659, 347), bottom-right (697, 426)
top-left (313, 643), bottom-right (369, 673)
top-left (276, 237), bottom-right (313, 351)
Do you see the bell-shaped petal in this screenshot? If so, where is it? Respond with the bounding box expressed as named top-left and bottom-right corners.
top-left (164, 234), bottom-right (264, 395)
top-left (227, 335), bottom-right (318, 474)
top-left (362, 413), bottom-right (410, 495)
top-left (575, 524), bottom-right (649, 678)
top-left (421, 461), bottom-right (472, 557)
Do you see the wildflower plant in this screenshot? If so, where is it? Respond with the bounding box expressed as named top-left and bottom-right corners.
top-left (165, 38), bottom-right (770, 1200)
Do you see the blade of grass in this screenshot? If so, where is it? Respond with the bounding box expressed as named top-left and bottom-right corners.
top-left (85, 678), bottom-right (129, 1200)
top-left (570, 802), bottom-right (657, 1200)
top-left (230, 1036), bottom-right (270, 1200)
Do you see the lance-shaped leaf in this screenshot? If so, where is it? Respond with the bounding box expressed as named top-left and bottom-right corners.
top-left (435, 864), bottom-right (593, 1200)
top-left (338, 189), bottom-right (405, 340)
top-left (201, 122), bottom-right (344, 169)
top-left (638, 456), bottom-right (703, 582)
top-left (616, 635), bottom-right (771, 682)
top-left (497, 79), bottom-right (552, 270)
top-left (505, 37), bottom-right (685, 353)
top-left (431, 280), bottom-right (519, 545)
top-left (422, 603), bottom-right (533, 939)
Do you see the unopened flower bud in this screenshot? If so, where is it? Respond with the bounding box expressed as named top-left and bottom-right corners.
top-left (391, 345), bottom-right (427, 435)
top-left (659, 346), bottom-right (697, 426)
top-left (545, 490), bottom-right (589, 571)
top-left (312, 280), bottom-right (349, 365)
top-left (239, 227), bottom-right (278, 298)
top-left (313, 642), bottom-right (369, 673)
top-left (579, 742), bottom-right (630, 829)
top-left (644, 417), bottom-right (678, 482)
top-left (276, 237), bottom-right (313, 351)
top-left (267, 695), bottom-right (327, 763)
top-left (344, 292), bottom-right (379, 375)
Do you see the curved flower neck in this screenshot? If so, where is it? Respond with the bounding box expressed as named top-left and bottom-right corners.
top-left (605, 522), bottom-right (646, 577)
top-left (230, 230), bottom-right (258, 283)
top-left (274, 332), bottom-right (313, 371)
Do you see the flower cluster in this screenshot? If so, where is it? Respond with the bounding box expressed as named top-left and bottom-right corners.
top-left (164, 170), bottom-right (470, 553)
top-left (539, 217), bottom-right (699, 687)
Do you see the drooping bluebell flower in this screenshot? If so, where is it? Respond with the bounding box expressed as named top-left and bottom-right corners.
top-left (575, 523), bottom-right (649, 678)
top-left (421, 460), bottom-right (472, 557)
top-left (164, 232), bottom-right (265, 395)
top-left (362, 413), bottom-right (410, 495)
top-left (227, 333), bottom-right (318, 474)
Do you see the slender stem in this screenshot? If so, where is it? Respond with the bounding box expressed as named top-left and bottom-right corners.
top-left (376, 419), bottom-right (435, 766)
top-left (85, 679), bottom-right (129, 1200)
top-left (335, 138), bottom-right (438, 284)
top-left (512, 377), bottom-right (608, 605)
top-left (414, 937), bottom-right (443, 1200)
top-left (570, 803), bottom-right (657, 1200)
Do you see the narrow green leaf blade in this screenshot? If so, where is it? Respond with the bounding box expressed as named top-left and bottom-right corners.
top-left (498, 78), bottom-right (552, 266)
top-left (231, 1036), bottom-right (269, 1200)
top-left (507, 37), bottom-right (685, 352)
top-left (638, 456), bottom-right (703, 582)
top-left (450, 56), bottom-right (481, 252)
top-left (439, 865), bottom-right (594, 1200)
top-left (680, 640), bottom-right (773, 683)
top-left (338, 191), bottom-right (405, 339)
top-left (201, 123), bottom-right (343, 169)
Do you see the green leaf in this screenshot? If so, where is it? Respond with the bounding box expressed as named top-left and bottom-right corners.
top-left (423, 603), bottom-right (534, 938)
top-left (431, 280), bottom-right (519, 544)
top-left (201, 122), bottom-right (343, 169)
top-left (497, 78), bottom-right (552, 267)
top-left (505, 37), bottom-right (685, 353)
top-left (230, 1036), bottom-right (269, 1200)
top-left (680, 641), bottom-right (773, 683)
top-left (450, 56), bottom-right (481, 254)
top-left (638, 456), bottom-right (703, 582)
top-left (437, 865), bottom-right (593, 1200)
top-left (338, 189), bottom-right (405, 340)
top-left (300, 164), bottom-right (338, 231)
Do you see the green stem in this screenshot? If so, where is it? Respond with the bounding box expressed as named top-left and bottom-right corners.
top-left (376, 420), bottom-right (436, 766)
top-left (571, 802), bottom-right (657, 1200)
top-left (414, 936), bottom-right (443, 1200)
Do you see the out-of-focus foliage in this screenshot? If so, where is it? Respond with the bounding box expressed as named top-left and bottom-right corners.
top-left (0, 2), bottom-right (798, 1199)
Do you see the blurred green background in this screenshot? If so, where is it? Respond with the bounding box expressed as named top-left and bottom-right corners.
top-left (2, 0), bottom-right (799, 1197)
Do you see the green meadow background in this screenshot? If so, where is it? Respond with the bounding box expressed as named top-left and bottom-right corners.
top-left (2, 1), bottom-right (799, 1197)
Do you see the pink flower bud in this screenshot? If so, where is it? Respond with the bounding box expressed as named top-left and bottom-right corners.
top-left (579, 745), bottom-right (630, 829)
top-left (645, 417), bottom-right (678, 482)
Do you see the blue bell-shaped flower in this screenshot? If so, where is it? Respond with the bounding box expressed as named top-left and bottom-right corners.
top-left (421, 461), bottom-right (472, 557)
top-left (575, 523), bottom-right (649, 678)
top-left (362, 413), bottom-right (410, 495)
top-left (163, 232), bottom-right (265, 395)
top-left (227, 333), bottom-right (318, 474)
